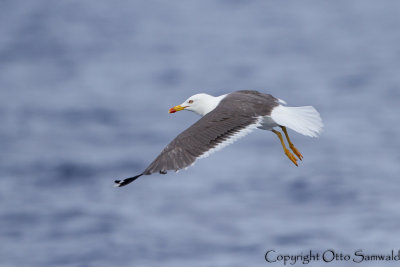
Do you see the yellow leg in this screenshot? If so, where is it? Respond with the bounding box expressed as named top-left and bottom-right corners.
top-left (280, 126), bottom-right (303, 161)
top-left (272, 129), bottom-right (298, 166)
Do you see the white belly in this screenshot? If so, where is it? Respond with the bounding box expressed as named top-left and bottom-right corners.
top-left (258, 115), bottom-right (279, 131)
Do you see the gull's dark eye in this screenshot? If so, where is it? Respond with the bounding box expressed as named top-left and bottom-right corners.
top-left (188, 100), bottom-right (194, 104)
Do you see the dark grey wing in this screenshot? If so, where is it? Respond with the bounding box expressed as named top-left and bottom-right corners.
top-left (114, 91), bottom-right (279, 187)
top-left (143, 109), bottom-right (256, 175)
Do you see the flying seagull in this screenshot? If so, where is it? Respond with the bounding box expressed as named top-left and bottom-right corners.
top-left (115, 90), bottom-right (323, 187)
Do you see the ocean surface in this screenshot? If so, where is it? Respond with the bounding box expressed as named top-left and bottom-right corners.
top-left (1, 1), bottom-right (400, 266)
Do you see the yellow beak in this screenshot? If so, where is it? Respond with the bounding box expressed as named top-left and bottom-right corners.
top-left (169, 105), bottom-right (186, 113)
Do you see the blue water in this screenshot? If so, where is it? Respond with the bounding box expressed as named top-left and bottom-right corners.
top-left (1, 1), bottom-right (400, 266)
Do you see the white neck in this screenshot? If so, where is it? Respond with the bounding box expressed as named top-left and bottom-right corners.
top-left (196, 94), bottom-right (227, 116)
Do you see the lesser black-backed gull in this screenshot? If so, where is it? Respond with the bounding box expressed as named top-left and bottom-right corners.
top-left (115, 90), bottom-right (323, 187)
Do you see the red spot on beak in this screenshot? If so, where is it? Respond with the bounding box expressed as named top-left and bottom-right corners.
top-left (169, 105), bottom-right (185, 113)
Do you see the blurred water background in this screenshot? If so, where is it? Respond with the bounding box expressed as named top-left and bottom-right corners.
top-left (1, 1), bottom-right (400, 266)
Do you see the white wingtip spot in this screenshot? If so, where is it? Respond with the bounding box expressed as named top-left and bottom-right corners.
top-left (114, 182), bottom-right (122, 188)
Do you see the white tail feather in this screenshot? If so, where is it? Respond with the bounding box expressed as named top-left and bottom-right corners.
top-left (271, 105), bottom-right (323, 137)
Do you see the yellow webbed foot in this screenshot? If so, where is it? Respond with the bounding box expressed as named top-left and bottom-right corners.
top-left (284, 148), bottom-right (298, 166)
top-left (280, 126), bottom-right (303, 162)
top-left (272, 129), bottom-right (299, 167)
top-left (289, 144), bottom-right (303, 161)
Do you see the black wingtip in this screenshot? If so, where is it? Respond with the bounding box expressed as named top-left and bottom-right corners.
top-left (114, 174), bottom-right (143, 187)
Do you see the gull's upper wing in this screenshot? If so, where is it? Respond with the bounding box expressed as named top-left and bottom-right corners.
top-left (115, 91), bottom-right (278, 187)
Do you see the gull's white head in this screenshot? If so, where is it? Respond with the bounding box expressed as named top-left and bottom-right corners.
top-left (169, 93), bottom-right (225, 116)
